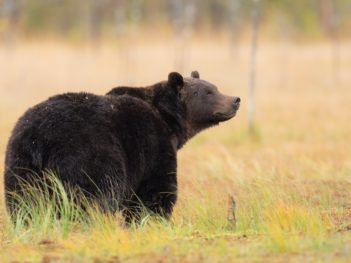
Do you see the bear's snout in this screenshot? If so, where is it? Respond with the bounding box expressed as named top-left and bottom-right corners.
top-left (233, 97), bottom-right (241, 104)
top-left (233, 97), bottom-right (241, 109)
top-left (211, 94), bottom-right (240, 123)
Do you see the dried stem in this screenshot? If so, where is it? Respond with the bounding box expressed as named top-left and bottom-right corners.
top-left (227, 194), bottom-right (236, 230)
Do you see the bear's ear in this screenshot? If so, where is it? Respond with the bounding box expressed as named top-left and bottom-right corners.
top-left (168, 72), bottom-right (184, 91)
top-left (191, 70), bottom-right (200, 79)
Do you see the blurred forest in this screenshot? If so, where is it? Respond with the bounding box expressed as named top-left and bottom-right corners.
top-left (0, 0), bottom-right (351, 42)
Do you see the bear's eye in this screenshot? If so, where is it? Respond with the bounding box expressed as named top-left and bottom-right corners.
top-left (206, 91), bottom-right (213, 95)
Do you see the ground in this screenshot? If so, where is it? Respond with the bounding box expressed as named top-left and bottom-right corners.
top-left (0, 38), bottom-right (350, 262)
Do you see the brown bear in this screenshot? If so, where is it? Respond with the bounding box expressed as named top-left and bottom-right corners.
top-left (4, 71), bottom-right (240, 222)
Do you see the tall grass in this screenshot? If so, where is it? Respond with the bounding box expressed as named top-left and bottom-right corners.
top-left (1, 147), bottom-right (349, 261)
top-left (5, 171), bottom-right (88, 240)
top-left (4, 171), bottom-right (172, 240)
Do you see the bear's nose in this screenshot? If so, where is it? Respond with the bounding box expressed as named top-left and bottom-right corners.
top-left (233, 97), bottom-right (241, 105)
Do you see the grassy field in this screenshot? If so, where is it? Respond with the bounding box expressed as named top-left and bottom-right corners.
top-left (0, 39), bottom-right (351, 262)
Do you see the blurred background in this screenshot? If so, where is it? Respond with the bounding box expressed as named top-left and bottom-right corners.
top-left (1, 2), bottom-right (351, 259)
top-left (1, 0), bottom-right (351, 41)
top-left (0, 0), bottom-right (350, 155)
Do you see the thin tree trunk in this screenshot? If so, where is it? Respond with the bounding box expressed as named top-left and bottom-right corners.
top-left (248, 0), bottom-right (260, 134)
top-left (170, 0), bottom-right (195, 73)
top-left (2, 0), bottom-right (22, 47)
top-left (318, 0), bottom-right (340, 88)
top-left (330, 1), bottom-right (340, 88)
top-left (229, 0), bottom-right (241, 58)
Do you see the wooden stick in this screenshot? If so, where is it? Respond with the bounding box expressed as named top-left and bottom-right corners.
top-left (227, 194), bottom-right (237, 230)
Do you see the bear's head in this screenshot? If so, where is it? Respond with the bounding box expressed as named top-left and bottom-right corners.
top-left (166, 71), bottom-right (240, 141)
top-left (107, 71), bottom-right (240, 149)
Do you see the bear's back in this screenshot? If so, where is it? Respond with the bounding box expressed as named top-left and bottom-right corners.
top-left (5, 92), bottom-right (166, 197)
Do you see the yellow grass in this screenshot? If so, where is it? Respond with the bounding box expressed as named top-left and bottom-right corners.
top-left (0, 38), bottom-right (351, 262)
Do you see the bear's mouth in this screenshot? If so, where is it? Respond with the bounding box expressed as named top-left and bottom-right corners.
top-left (213, 101), bottom-right (240, 122)
top-left (213, 109), bottom-right (238, 122)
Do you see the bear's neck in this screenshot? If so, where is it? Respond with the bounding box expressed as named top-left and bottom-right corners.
top-left (155, 104), bottom-right (188, 150)
top-left (152, 84), bottom-right (188, 150)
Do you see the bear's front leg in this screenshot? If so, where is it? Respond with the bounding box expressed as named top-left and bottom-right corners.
top-left (122, 172), bottom-right (177, 224)
top-left (138, 172), bottom-right (177, 219)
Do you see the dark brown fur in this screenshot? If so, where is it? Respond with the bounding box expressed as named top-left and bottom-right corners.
top-left (4, 71), bottom-right (240, 222)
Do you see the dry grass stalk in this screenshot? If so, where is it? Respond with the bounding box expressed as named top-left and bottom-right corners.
top-left (227, 194), bottom-right (236, 230)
